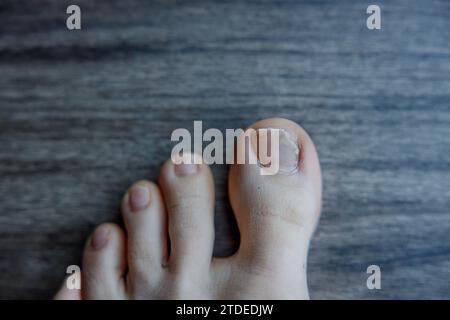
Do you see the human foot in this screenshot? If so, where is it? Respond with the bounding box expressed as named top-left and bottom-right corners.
top-left (54, 118), bottom-right (321, 300)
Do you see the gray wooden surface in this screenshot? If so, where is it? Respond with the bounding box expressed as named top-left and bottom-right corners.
top-left (1, 0), bottom-right (450, 299)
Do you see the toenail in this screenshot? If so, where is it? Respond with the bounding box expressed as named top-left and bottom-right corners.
top-left (277, 129), bottom-right (300, 174)
top-left (174, 163), bottom-right (198, 176)
top-left (258, 128), bottom-right (300, 175)
top-left (129, 185), bottom-right (150, 211)
top-left (91, 226), bottom-right (110, 250)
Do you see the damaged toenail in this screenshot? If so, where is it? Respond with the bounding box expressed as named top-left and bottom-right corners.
top-left (278, 129), bottom-right (300, 174)
top-left (174, 163), bottom-right (198, 176)
top-left (91, 226), bottom-right (110, 250)
top-left (130, 185), bottom-right (150, 211)
top-left (258, 128), bottom-right (300, 175)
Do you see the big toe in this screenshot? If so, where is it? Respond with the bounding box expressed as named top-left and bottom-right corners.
top-left (229, 118), bottom-right (322, 272)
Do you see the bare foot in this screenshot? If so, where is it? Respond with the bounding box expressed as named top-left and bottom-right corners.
top-left (54, 118), bottom-right (321, 300)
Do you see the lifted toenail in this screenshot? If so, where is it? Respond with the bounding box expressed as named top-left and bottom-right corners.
top-left (258, 128), bottom-right (300, 175)
top-left (277, 129), bottom-right (300, 174)
top-left (129, 185), bottom-right (150, 211)
top-left (174, 163), bottom-right (198, 176)
top-left (91, 226), bottom-right (110, 250)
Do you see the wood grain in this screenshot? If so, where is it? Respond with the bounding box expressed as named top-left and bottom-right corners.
top-left (1, 0), bottom-right (450, 299)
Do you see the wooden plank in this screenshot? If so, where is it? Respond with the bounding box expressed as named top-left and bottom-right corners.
top-left (0, 0), bottom-right (449, 299)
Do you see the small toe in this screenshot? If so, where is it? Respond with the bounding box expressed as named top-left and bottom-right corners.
top-left (54, 279), bottom-right (82, 300)
top-left (82, 223), bottom-right (127, 299)
top-left (121, 181), bottom-right (168, 287)
top-left (159, 155), bottom-right (215, 276)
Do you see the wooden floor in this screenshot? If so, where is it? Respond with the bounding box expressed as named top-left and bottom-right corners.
top-left (1, 0), bottom-right (450, 299)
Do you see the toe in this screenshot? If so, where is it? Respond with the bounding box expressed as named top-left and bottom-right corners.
top-left (54, 279), bottom-right (82, 300)
top-left (229, 117), bottom-right (321, 269)
top-left (121, 181), bottom-right (168, 288)
top-left (159, 154), bottom-right (215, 276)
top-left (82, 223), bottom-right (127, 299)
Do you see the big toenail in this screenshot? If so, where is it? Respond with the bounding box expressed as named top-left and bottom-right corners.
top-left (258, 128), bottom-right (300, 175)
top-left (277, 129), bottom-right (300, 174)
top-left (174, 163), bottom-right (197, 176)
top-left (91, 226), bottom-right (110, 250)
top-left (130, 185), bottom-right (150, 211)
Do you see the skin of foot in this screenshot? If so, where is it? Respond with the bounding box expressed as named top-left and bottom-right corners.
top-left (54, 118), bottom-right (322, 300)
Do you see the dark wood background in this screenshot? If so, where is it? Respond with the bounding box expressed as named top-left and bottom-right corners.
top-left (1, 0), bottom-right (449, 299)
